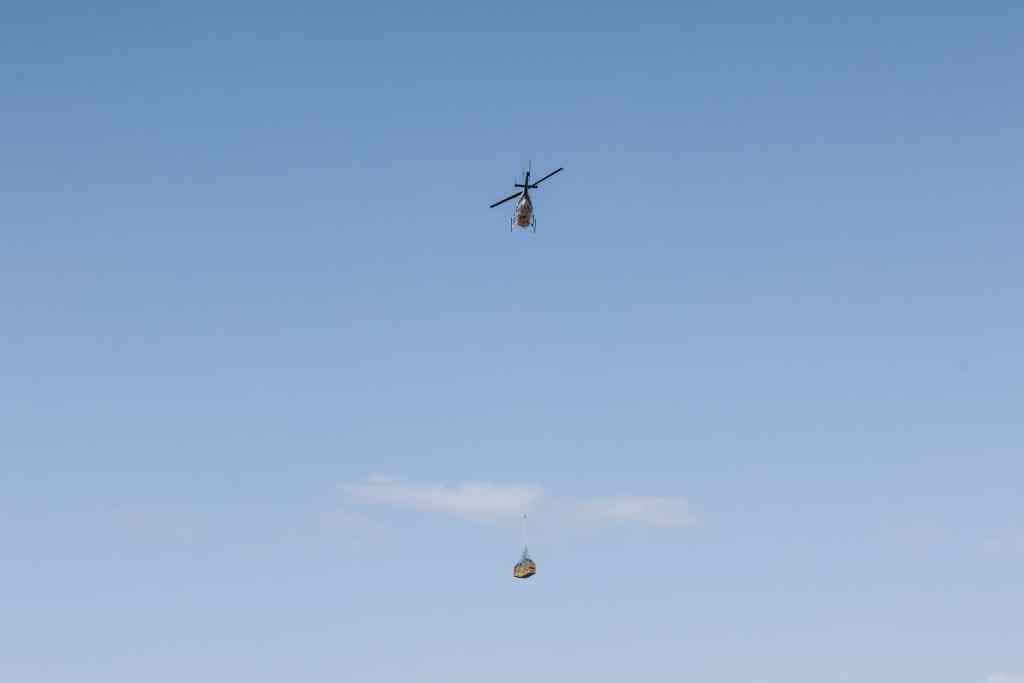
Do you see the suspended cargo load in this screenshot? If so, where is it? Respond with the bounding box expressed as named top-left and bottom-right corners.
top-left (513, 546), bottom-right (536, 579)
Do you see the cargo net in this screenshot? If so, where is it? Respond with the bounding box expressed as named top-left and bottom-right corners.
top-left (513, 546), bottom-right (536, 579)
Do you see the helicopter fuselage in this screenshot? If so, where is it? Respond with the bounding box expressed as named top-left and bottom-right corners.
top-left (514, 192), bottom-right (533, 228)
top-left (489, 166), bottom-right (561, 233)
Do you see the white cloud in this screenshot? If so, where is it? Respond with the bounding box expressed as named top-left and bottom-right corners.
top-left (575, 495), bottom-right (695, 528)
top-left (982, 531), bottom-right (1024, 555)
top-left (343, 478), bottom-right (543, 522)
top-left (344, 478), bottom-right (696, 530)
top-left (987, 675), bottom-right (1024, 683)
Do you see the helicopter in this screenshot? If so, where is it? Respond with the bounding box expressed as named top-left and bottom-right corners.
top-left (489, 165), bottom-right (563, 232)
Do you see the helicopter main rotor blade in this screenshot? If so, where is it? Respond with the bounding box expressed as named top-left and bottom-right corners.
top-left (489, 191), bottom-right (521, 208)
top-left (531, 167), bottom-right (563, 186)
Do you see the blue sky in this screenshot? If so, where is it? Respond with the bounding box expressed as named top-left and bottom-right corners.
top-left (2, 1), bottom-right (1022, 681)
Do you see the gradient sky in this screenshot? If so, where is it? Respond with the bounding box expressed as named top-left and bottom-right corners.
top-left (2, 1), bottom-right (1022, 682)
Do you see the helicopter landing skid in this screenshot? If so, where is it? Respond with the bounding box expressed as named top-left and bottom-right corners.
top-left (511, 217), bottom-right (537, 234)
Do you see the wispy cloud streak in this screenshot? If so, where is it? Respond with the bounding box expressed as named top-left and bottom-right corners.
top-left (343, 477), bottom-right (542, 522)
top-left (575, 495), bottom-right (695, 528)
top-left (987, 674), bottom-right (1024, 683)
top-left (344, 477), bottom-right (695, 529)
